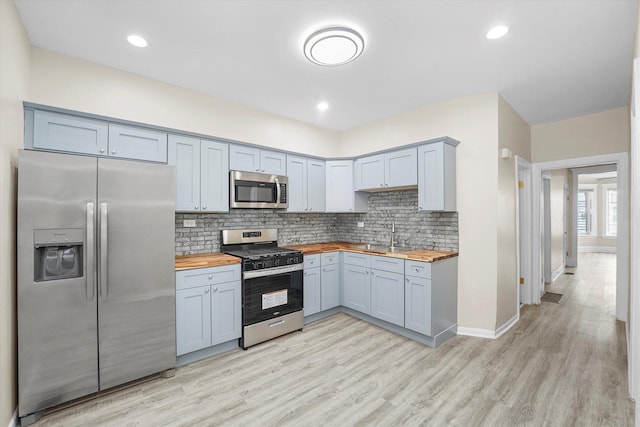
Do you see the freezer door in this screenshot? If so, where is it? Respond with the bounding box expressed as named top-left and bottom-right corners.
top-left (17, 151), bottom-right (98, 417)
top-left (97, 158), bottom-right (176, 390)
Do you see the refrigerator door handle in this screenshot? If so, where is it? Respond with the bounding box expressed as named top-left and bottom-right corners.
top-left (99, 202), bottom-right (108, 299)
top-left (86, 202), bottom-right (95, 301)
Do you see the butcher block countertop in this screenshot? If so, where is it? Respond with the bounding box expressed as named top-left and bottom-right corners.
top-left (175, 253), bottom-right (241, 270)
top-left (284, 242), bottom-right (458, 262)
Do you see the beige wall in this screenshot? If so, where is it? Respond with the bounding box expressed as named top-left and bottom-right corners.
top-left (0, 1), bottom-right (31, 424)
top-left (531, 107), bottom-right (630, 162)
top-left (496, 96), bottom-right (531, 327)
top-left (30, 48), bottom-right (339, 158)
top-left (549, 170), bottom-right (569, 275)
top-left (340, 93), bottom-right (501, 331)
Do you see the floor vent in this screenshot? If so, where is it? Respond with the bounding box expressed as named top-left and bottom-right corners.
top-left (541, 292), bottom-right (563, 303)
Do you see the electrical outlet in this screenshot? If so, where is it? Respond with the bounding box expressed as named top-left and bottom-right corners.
top-left (183, 219), bottom-right (196, 228)
top-left (357, 222), bottom-right (365, 228)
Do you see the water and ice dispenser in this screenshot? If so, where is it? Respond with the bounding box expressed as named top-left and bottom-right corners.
top-left (33, 229), bottom-right (83, 282)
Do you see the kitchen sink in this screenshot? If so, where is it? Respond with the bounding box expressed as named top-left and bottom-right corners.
top-left (348, 243), bottom-right (412, 254)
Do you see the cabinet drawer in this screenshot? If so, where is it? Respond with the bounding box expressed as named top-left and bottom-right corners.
top-left (176, 264), bottom-right (241, 290)
top-left (371, 255), bottom-right (404, 274)
top-left (304, 254), bottom-right (321, 269)
top-left (321, 251), bottom-right (339, 266)
top-left (405, 260), bottom-right (432, 278)
top-left (343, 251), bottom-right (371, 268)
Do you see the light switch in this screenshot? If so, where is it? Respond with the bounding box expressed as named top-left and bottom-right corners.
top-left (183, 219), bottom-right (196, 227)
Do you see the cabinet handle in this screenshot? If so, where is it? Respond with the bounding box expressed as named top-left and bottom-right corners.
top-left (309, 208), bottom-right (312, 211)
top-left (418, 206), bottom-right (423, 210)
top-left (310, 260), bottom-right (314, 264)
top-left (111, 150), bottom-right (116, 154)
top-left (195, 205), bottom-right (199, 210)
top-left (261, 169), bottom-right (265, 173)
top-left (208, 274), bottom-right (213, 279)
top-left (385, 183), bottom-right (389, 187)
top-left (205, 288), bottom-right (210, 293)
top-left (203, 205), bottom-right (207, 210)
top-left (406, 278), bottom-right (409, 282)
top-left (366, 270), bottom-right (369, 275)
top-left (213, 287), bottom-right (218, 292)
top-left (380, 184), bottom-right (384, 187)
top-left (99, 148), bottom-right (105, 153)
top-left (371, 271), bottom-right (375, 276)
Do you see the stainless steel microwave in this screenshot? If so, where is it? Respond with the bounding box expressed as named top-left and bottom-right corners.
top-left (230, 170), bottom-right (288, 209)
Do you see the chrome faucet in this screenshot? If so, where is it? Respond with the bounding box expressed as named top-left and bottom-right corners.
top-left (390, 220), bottom-right (398, 249)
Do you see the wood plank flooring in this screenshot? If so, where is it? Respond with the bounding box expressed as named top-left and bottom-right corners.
top-left (33, 253), bottom-right (633, 426)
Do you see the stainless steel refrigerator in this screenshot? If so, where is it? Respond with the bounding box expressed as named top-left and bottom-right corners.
top-left (17, 150), bottom-right (176, 423)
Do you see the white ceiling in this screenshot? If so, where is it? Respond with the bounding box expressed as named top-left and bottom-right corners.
top-left (15, 0), bottom-right (638, 131)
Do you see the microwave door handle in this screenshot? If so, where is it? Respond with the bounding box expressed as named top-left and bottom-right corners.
top-left (275, 177), bottom-right (281, 208)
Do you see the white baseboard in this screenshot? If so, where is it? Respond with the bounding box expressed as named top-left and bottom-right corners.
top-left (551, 263), bottom-right (565, 283)
top-left (578, 246), bottom-right (616, 254)
top-left (457, 314), bottom-right (519, 339)
top-left (8, 407), bottom-right (17, 427)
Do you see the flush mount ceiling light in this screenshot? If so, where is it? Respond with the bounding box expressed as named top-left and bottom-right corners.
top-left (486, 25), bottom-right (509, 40)
top-left (127, 34), bottom-right (148, 47)
top-left (304, 26), bottom-right (364, 66)
top-left (317, 101), bottom-right (329, 111)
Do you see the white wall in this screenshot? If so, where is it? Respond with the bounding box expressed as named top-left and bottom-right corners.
top-left (340, 93), bottom-right (501, 331)
top-left (0, 1), bottom-right (31, 424)
top-left (29, 48), bottom-right (339, 158)
top-left (531, 107), bottom-right (630, 163)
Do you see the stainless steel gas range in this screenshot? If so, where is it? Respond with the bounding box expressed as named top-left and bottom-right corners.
top-left (221, 229), bottom-right (303, 349)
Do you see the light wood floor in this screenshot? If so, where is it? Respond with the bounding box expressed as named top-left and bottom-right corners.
top-left (34, 253), bottom-right (633, 426)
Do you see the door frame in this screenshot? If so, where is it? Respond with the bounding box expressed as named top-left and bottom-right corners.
top-left (532, 152), bottom-right (629, 317)
top-left (542, 174), bottom-right (552, 287)
top-left (515, 156), bottom-right (533, 305)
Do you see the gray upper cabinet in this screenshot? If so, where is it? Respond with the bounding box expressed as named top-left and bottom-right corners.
top-left (417, 140), bottom-right (458, 211)
top-left (229, 144), bottom-right (286, 175)
top-left (33, 110), bottom-right (109, 156)
top-left (168, 134), bottom-right (229, 212)
top-left (325, 160), bottom-right (368, 212)
top-left (31, 110), bottom-right (167, 163)
top-left (286, 155), bottom-right (325, 213)
top-left (108, 124), bottom-right (167, 163)
top-left (354, 148), bottom-right (417, 191)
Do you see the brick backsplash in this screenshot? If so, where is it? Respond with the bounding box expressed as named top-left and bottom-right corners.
top-left (175, 189), bottom-right (458, 255)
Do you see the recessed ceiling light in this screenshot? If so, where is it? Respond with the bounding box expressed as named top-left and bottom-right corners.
top-left (304, 26), bottom-right (364, 66)
top-left (317, 102), bottom-right (329, 111)
top-left (486, 25), bottom-right (509, 40)
top-left (127, 35), bottom-right (148, 47)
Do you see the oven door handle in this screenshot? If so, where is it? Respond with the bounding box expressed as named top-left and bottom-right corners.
top-left (243, 263), bottom-right (303, 279)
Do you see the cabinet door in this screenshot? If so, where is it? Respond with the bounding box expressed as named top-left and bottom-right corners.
top-left (342, 264), bottom-right (371, 314)
top-left (260, 150), bottom-right (287, 175)
top-left (354, 154), bottom-right (384, 190)
top-left (168, 134), bottom-right (200, 212)
top-left (229, 145), bottom-right (260, 172)
top-left (385, 148), bottom-right (417, 188)
top-left (404, 275), bottom-right (432, 336)
top-left (307, 159), bottom-right (326, 212)
top-left (286, 155), bottom-right (307, 212)
top-left (418, 142), bottom-right (456, 211)
top-left (211, 281), bottom-right (241, 346)
top-left (200, 140), bottom-right (229, 212)
top-left (33, 110), bottom-right (108, 156)
top-left (321, 264), bottom-right (341, 310)
top-left (176, 287), bottom-right (212, 356)
top-left (108, 124), bottom-right (167, 163)
top-left (371, 269), bottom-right (405, 327)
top-left (303, 267), bottom-right (321, 316)
top-left (326, 160), bottom-right (354, 212)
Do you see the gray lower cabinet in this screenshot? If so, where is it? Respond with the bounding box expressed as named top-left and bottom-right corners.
top-left (303, 252), bottom-right (340, 315)
top-left (320, 264), bottom-right (340, 310)
top-left (303, 266), bottom-right (321, 316)
top-left (342, 264), bottom-right (371, 314)
top-left (31, 110), bottom-right (168, 162)
top-left (176, 264), bottom-right (241, 356)
top-left (370, 268), bottom-right (405, 327)
top-left (404, 258), bottom-right (458, 337)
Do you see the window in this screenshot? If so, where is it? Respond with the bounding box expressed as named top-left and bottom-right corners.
top-left (602, 184), bottom-right (617, 237)
top-left (577, 186), bottom-right (596, 236)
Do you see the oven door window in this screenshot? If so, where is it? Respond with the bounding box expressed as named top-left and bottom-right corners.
top-left (243, 270), bottom-right (303, 325)
top-left (235, 180), bottom-right (276, 203)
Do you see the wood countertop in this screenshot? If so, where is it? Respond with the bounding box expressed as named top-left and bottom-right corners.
top-left (175, 253), bottom-right (241, 270)
top-left (284, 242), bottom-right (458, 262)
